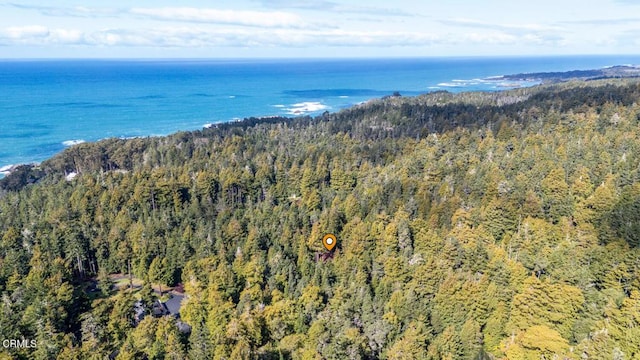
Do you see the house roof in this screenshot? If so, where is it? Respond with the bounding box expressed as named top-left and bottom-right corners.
top-left (164, 294), bottom-right (184, 316)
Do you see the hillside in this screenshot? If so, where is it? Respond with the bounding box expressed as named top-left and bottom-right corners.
top-left (2, 79), bottom-right (640, 359)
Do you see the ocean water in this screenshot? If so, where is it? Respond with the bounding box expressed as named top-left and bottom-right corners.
top-left (2, 55), bottom-right (640, 172)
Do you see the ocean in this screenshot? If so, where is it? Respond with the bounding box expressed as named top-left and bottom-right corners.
top-left (2, 55), bottom-right (640, 173)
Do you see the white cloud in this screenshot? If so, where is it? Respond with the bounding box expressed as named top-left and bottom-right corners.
top-left (255, 0), bottom-right (337, 10)
top-left (0, 26), bottom-right (434, 48)
top-left (94, 28), bottom-right (441, 48)
top-left (441, 18), bottom-right (564, 34)
top-left (0, 26), bottom-right (440, 48)
top-left (254, 0), bottom-right (414, 16)
top-left (560, 18), bottom-right (640, 25)
top-left (8, 3), bottom-right (122, 18)
top-left (437, 18), bottom-right (567, 47)
top-left (614, 29), bottom-right (640, 46)
top-left (461, 32), bottom-right (517, 45)
top-left (0, 24), bottom-right (573, 49)
top-left (2, 25), bottom-right (49, 40)
top-left (295, 30), bottom-right (440, 47)
top-left (9, 4), bottom-right (318, 29)
top-left (49, 29), bottom-right (85, 44)
top-left (128, 7), bottom-right (307, 28)
top-left (0, 26), bottom-right (84, 45)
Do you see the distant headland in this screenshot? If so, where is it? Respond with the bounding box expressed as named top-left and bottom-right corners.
top-left (495, 64), bottom-right (640, 83)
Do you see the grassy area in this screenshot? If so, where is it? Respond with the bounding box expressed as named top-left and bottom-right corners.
top-left (110, 274), bottom-right (144, 290)
top-left (107, 274), bottom-right (174, 297)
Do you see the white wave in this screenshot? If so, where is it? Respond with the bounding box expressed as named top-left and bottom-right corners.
top-left (203, 123), bottom-right (214, 129)
top-left (339, 96), bottom-right (349, 98)
top-left (272, 104), bottom-right (285, 108)
top-left (440, 79), bottom-right (486, 87)
top-left (495, 82), bottom-right (523, 88)
top-left (285, 101), bottom-right (329, 115)
top-left (63, 139), bottom-right (85, 147)
top-left (0, 164), bottom-right (14, 173)
top-left (428, 86), bottom-right (441, 89)
top-left (228, 95), bottom-right (236, 99)
top-left (613, 64), bottom-right (639, 68)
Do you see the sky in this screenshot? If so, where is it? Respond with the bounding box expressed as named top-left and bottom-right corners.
top-left (0, 0), bottom-right (639, 58)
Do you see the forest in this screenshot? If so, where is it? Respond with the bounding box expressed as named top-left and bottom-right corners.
top-left (1, 79), bottom-right (640, 359)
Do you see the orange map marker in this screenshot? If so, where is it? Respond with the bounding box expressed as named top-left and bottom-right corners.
top-left (322, 234), bottom-right (337, 251)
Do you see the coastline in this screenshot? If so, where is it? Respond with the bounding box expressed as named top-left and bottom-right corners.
top-left (499, 64), bottom-right (640, 83)
top-left (1, 61), bottom-right (639, 179)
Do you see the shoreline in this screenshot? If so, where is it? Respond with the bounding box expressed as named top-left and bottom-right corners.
top-left (1, 64), bottom-right (638, 178)
top-left (0, 77), bottom-right (542, 175)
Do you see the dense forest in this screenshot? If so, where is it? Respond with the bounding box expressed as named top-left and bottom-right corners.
top-left (2, 79), bottom-right (640, 359)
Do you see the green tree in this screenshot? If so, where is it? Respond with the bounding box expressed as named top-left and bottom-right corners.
top-left (148, 256), bottom-right (172, 296)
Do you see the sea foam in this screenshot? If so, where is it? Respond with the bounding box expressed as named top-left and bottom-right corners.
top-left (285, 102), bottom-right (329, 115)
top-left (63, 139), bottom-right (86, 147)
top-left (0, 165), bottom-right (14, 174)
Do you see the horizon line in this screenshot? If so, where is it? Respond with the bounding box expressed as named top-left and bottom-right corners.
top-left (1, 53), bottom-right (640, 61)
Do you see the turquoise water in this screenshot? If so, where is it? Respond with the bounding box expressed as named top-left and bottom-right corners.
top-left (2, 56), bottom-right (640, 170)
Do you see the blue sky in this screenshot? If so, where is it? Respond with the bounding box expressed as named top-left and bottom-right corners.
top-left (0, 0), bottom-right (639, 58)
